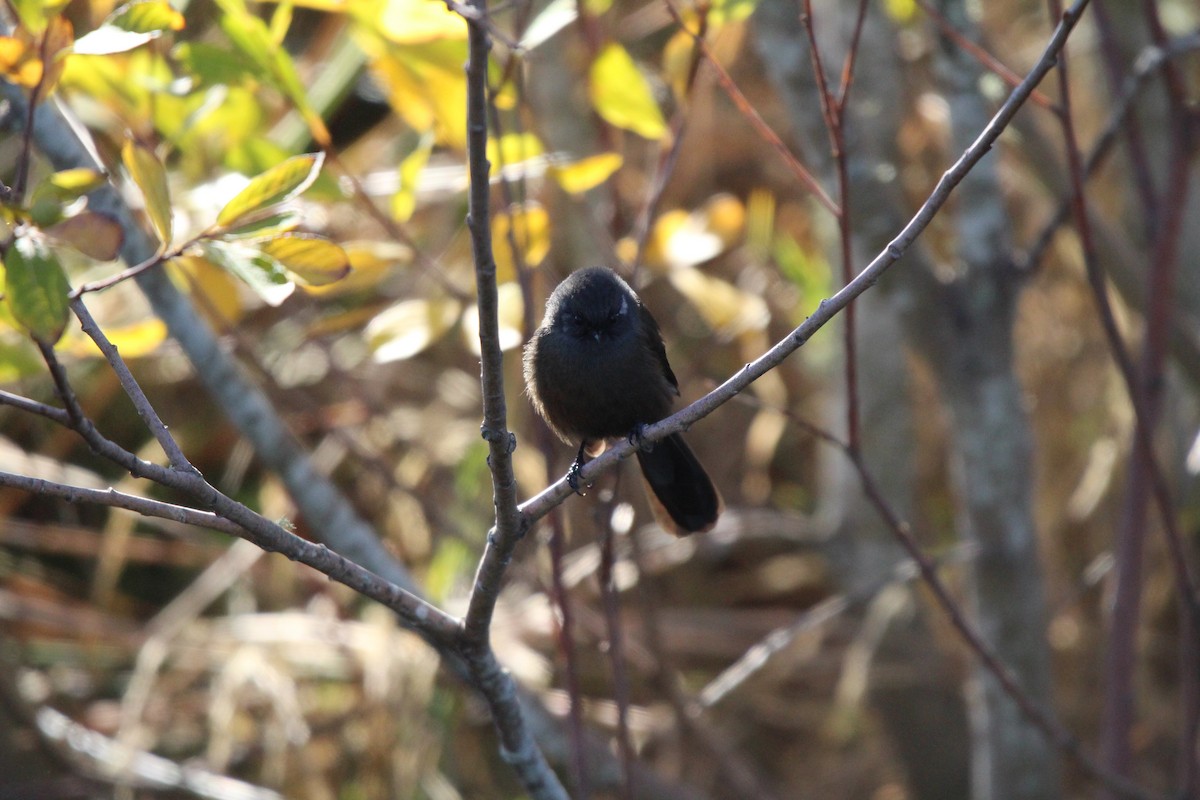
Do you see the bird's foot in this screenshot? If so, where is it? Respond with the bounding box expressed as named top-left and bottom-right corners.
top-left (628, 424), bottom-right (653, 453)
top-left (567, 443), bottom-right (590, 495)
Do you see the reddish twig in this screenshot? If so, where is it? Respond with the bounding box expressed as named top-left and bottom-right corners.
top-left (663, 0), bottom-right (840, 216)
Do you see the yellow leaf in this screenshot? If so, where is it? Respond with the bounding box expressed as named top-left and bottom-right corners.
top-left (305, 240), bottom-right (408, 297)
top-left (260, 233), bottom-right (351, 286)
top-left (589, 43), bottom-right (667, 140)
top-left (0, 33), bottom-right (43, 88)
top-left (366, 296), bottom-right (461, 362)
top-left (492, 204), bottom-right (550, 281)
top-left (547, 152), bottom-right (622, 194)
top-left (392, 134), bottom-right (433, 222)
top-left (216, 152), bottom-right (324, 229)
top-left (367, 43), bottom-right (468, 149)
top-left (69, 319), bottom-right (167, 359)
top-left (668, 267), bottom-right (769, 338)
top-left (462, 282), bottom-right (524, 354)
top-left (38, 16), bottom-right (74, 97)
top-left (169, 255), bottom-right (244, 325)
top-left (121, 138), bottom-right (172, 246)
top-left (884, 0), bottom-right (918, 23)
top-left (487, 132), bottom-right (544, 167)
top-left (378, 0), bottom-right (468, 43)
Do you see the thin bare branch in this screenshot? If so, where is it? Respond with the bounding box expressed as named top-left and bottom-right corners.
top-left (0, 470), bottom-right (243, 536)
top-left (70, 297), bottom-right (194, 472)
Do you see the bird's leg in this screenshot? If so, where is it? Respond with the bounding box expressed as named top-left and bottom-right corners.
top-left (567, 440), bottom-right (590, 495)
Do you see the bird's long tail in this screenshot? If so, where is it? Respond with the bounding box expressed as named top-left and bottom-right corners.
top-left (636, 432), bottom-right (722, 536)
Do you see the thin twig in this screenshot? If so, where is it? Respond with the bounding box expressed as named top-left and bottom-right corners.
top-left (914, 0), bottom-right (1055, 110)
top-left (663, 0), bottom-right (839, 216)
top-left (70, 297), bottom-right (193, 472)
top-left (800, 0), bottom-right (861, 450)
top-left (0, 470), bottom-right (243, 536)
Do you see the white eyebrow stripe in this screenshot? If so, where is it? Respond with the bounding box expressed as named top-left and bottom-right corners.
top-left (618, 296), bottom-right (628, 315)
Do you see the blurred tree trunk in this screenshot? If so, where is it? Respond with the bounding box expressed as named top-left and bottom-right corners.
top-left (754, 2), bottom-right (1061, 798)
top-left (753, 4), bottom-right (972, 799)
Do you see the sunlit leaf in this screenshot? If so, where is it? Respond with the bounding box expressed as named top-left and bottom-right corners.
top-left (216, 210), bottom-right (304, 240)
top-left (169, 255), bottom-right (244, 324)
top-left (366, 296), bottom-right (461, 362)
top-left (108, 0), bottom-right (187, 32)
top-left (884, 0), bottom-right (918, 23)
top-left (73, 28), bottom-right (159, 55)
top-left (520, 0), bottom-right (575, 50)
top-left (38, 168), bottom-right (107, 202)
top-left (305, 241), bottom-right (409, 298)
top-left (668, 267), bottom-right (769, 339)
top-left (216, 0), bottom-right (330, 144)
top-left (547, 152), bottom-right (622, 194)
top-left (46, 212), bottom-right (124, 261)
top-left (202, 240), bottom-right (295, 306)
top-left (69, 318), bottom-right (167, 359)
top-left (710, 0), bottom-right (761, 25)
top-left (4, 234), bottom-right (71, 344)
top-left (260, 233), bottom-right (350, 286)
top-left (367, 42), bottom-right (468, 148)
top-left (121, 138), bottom-right (173, 246)
top-left (392, 133), bottom-right (433, 222)
top-left (0, 33), bottom-right (42, 87)
top-left (377, 0), bottom-right (468, 44)
top-left (10, 0), bottom-right (68, 35)
top-left (492, 204), bottom-right (549, 281)
top-left (216, 152), bottom-right (324, 229)
top-left (37, 16), bottom-right (73, 96)
top-left (462, 281), bottom-right (524, 355)
top-left (487, 132), bottom-right (544, 167)
top-left (589, 43), bottom-right (667, 140)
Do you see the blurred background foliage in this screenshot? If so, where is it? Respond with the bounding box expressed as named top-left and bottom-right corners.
top-left (0, 0), bottom-right (1197, 798)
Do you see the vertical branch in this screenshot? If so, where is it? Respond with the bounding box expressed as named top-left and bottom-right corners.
top-left (455, 5), bottom-right (568, 798)
top-left (461, 0), bottom-right (526, 644)
top-left (800, 0), bottom-right (866, 450)
top-left (599, 518), bottom-right (635, 800)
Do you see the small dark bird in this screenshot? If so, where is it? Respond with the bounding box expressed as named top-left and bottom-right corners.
top-left (523, 267), bottom-right (722, 535)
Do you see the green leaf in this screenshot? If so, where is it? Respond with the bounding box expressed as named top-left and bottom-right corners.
top-left (121, 139), bottom-right (172, 246)
top-left (216, 152), bottom-right (325, 229)
top-left (4, 234), bottom-right (71, 344)
top-left (215, 0), bottom-right (328, 143)
top-left (391, 133), bottom-right (433, 222)
top-left (589, 44), bottom-right (667, 140)
top-left (202, 240), bottom-right (294, 307)
top-left (259, 233), bottom-right (350, 286)
top-left (217, 211), bottom-right (304, 240)
top-left (107, 0), bottom-right (186, 33)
